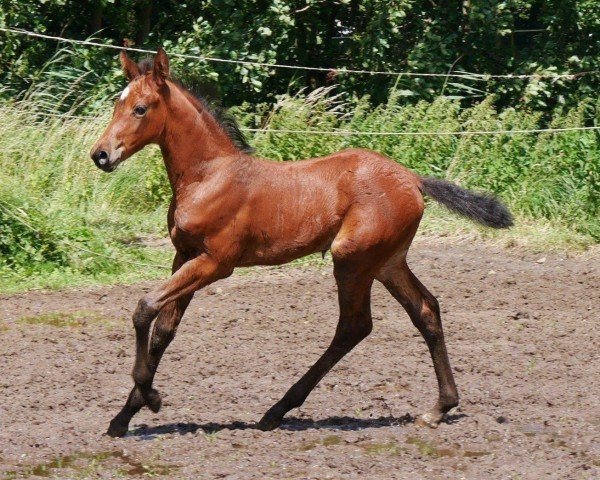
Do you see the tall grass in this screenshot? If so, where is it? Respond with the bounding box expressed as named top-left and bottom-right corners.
top-left (243, 90), bottom-right (599, 238)
top-left (0, 90), bottom-right (598, 292)
top-left (0, 105), bottom-right (172, 291)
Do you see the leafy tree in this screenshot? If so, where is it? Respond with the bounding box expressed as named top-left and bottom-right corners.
top-left (1, 0), bottom-right (598, 112)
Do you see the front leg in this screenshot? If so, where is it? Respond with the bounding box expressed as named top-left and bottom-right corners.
top-left (107, 253), bottom-right (232, 437)
top-left (106, 293), bottom-right (192, 437)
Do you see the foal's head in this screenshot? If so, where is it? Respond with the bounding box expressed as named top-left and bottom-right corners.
top-left (90, 48), bottom-right (171, 172)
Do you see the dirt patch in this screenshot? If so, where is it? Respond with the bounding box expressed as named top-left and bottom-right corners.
top-left (17, 311), bottom-right (115, 329)
top-left (0, 238), bottom-right (598, 479)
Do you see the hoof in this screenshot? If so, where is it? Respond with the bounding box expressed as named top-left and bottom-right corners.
top-left (256, 416), bottom-right (282, 432)
top-left (144, 388), bottom-right (162, 413)
top-left (415, 411), bottom-right (442, 429)
top-left (106, 420), bottom-right (129, 438)
top-left (257, 407), bottom-right (285, 431)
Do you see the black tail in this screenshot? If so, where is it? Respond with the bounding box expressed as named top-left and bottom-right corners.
top-left (421, 177), bottom-right (513, 229)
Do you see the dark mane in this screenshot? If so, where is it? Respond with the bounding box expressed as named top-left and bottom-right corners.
top-left (137, 58), bottom-right (254, 154)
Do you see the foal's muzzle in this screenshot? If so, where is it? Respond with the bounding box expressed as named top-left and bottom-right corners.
top-left (90, 146), bottom-right (123, 172)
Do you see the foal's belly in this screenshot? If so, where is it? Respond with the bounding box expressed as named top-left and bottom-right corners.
top-left (237, 202), bottom-right (343, 267)
top-left (238, 232), bottom-right (336, 267)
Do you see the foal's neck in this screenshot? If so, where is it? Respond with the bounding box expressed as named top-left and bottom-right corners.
top-left (159, 83), bottom-right (239, 192)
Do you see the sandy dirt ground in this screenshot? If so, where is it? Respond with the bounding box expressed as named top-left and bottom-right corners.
top-left (0, 238), bottom-right (598, 479)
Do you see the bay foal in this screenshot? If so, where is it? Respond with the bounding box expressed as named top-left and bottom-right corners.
top-left (91, 49), bottom-right (512, 437)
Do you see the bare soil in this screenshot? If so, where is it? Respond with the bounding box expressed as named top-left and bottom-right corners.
top-left (0, 238), bottom-right (598, 479)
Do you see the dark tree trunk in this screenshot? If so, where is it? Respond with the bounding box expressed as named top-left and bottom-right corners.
top-left (88, 0), bottom-right (104, 35)
top-left (135, 0), bottom-right (153, 46)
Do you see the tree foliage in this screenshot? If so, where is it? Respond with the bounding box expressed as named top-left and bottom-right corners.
top-left (1, 0), bottom-right (599, 110)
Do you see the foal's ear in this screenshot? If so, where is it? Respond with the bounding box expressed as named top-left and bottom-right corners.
top-left (152, 47), bottom-right (170, 87)
top-left (120, 51), bottom-right (140, 82)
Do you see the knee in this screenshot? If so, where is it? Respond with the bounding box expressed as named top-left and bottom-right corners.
top-left (132, 365), bottom-right (152, 386)
top-left (133, 297), bottom-right (158, 329)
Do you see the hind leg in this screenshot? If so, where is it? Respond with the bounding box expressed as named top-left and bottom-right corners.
top-left (257, 203), bottom-right (406, 431)
top-left (378, 257), bottom-right (459, 427)
top-left (258, 259), bottom-right (376, 431)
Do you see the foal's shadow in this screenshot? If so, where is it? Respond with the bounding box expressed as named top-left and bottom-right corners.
top-left (127, 413), bottom-right (465, 438)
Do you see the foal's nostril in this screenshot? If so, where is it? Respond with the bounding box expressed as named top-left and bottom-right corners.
top-left (92, 150), bottom-right (109, 166)
top-left (98, 151), bottom-right (108, 165)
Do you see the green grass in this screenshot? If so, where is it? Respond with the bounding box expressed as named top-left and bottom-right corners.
top-left (0, 104), bottom-right (173, 292)
top-left (0, 90), bottom-right (598, 293)
top-left (419, 203), bottom-right (598, 253)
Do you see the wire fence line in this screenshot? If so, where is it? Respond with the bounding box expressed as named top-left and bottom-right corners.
top-left (2, 27), bottom-right (599, 137)
top-left (5, 107), bottom-right (599, 136)
top-left (241, 126), bottom-right (600, 136)
top-left (2, 26), bottom-right (598, 80)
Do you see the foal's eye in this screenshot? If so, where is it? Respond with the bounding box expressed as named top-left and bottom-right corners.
top-left (133, 105), bottom-right (147, 117)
